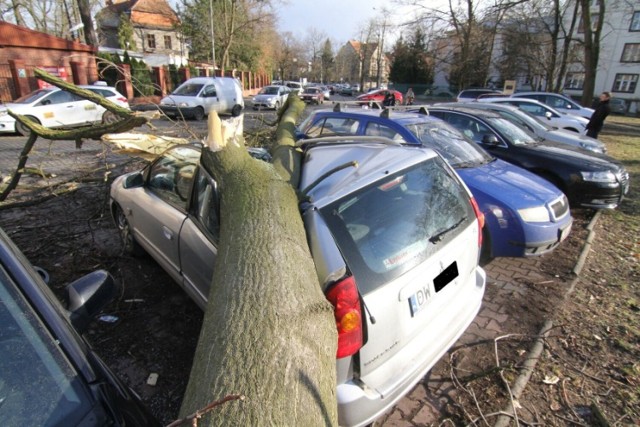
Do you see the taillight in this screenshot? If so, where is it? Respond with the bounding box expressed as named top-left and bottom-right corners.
top-left (116, 97), bottom-right (127, 103)
top-left (470, 197), bottom-right (484, 247)
top-left (325, 276), bottom-right (363, 359)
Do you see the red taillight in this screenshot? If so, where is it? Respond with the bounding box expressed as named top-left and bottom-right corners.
top-left (116, 97), bottom-right (127, 103)
top-left (470, 197), bottom-right (484, 247)
top-left (325, 276), bottom-right (363, 359)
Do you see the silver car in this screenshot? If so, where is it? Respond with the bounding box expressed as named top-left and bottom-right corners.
top-left (479, 97), bottom-right (589, 133)
top-left (511, 91), bottom-right (594, 119)
top-left (110, 137), bottom-right (486, 426)
top-left (251, 85), bottom-right (290, 110)
top-left (437, 102), bottom-right (606, 153)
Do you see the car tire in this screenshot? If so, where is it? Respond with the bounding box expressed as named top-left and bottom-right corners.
top-left (114, 204), bottom-right (144, 256)
top-left (15, 116), bottom-right (40, 137)
top-left (479, 229), bottom-right (493, 267)
top-left (192, 107), bottom-right (205, 121)
top-left (102, 111), bottom-right (119, 125)
top-left (231, 104), bottom-right (242, 117)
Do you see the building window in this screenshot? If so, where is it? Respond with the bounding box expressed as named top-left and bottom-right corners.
top-left (612, 74), bottom-right (638, 93)
top-left (164, 35), bottom-right (172, 50)
top-left (146, 34), bottom-right (156, 49)
top-left (578, 13), bottom-right (599, 33)
top-left (631, 12), bottom-right (640, 31)
top-left (564, 72), bottom-right (585, 90)
top-left (621, 43), bottom-right (640, 62)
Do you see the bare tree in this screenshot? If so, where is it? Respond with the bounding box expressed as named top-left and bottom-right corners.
top-left (304, 27), bottom-right (328, 82)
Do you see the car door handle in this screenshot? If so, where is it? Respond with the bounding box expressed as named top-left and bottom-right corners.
top-left (162, 226), bottom-right (174, 240)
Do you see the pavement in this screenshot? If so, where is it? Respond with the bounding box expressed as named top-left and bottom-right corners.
top-left (0, 133), bottom-right (587, 425)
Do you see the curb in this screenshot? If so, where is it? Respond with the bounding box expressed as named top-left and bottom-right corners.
top-left (493, 210), bottom-right (601, 426)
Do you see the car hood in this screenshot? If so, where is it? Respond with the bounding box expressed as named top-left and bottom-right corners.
top-left (253, 93), bottom-right (278, 100)
top-left (546, 128), bottom-right (605, 151)
top-left (457, 159), bottom-right (562, 208)
top-left (524, 140), bottom-right (622, 171)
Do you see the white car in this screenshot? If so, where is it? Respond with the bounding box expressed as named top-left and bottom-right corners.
top-left (251, 85), bottom-right (290, 110)
top-left (478, 97), bottom-right (588, 133)
top-left (511, 92), bottom-right (594, 119)
top-left (0, 84), bottom-right (130, 136)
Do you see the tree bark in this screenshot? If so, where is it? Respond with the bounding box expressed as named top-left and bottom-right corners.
top-left (76, 0), bottom-right (98, 46)
top-left (179, 98), bottom-right (338, 425)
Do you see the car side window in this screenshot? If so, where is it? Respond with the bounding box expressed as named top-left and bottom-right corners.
top-left (306, 117), bottom-right (360, 137)
top-left (147, 147), bottom-right (199, 209)
top-left (192, 170), bottom-right (220, 243)
top-left (364, 123), bottom-right (406, 142)
top-left (38, 91), bottom-right (74, 106)
top-left (202, 85), bottom-right (217, 97)
top-left (514, 102), bottom-right (545, 117)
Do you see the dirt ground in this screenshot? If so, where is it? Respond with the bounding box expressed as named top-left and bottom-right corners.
top-left (0, 121), bottom-right (637, 426)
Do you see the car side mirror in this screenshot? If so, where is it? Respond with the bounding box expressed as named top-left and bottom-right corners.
top-left (123, 172), bottom-right (144, 189)
top-left (545, 112), bottom-right (553, 120)
top-left (482, 134), bottom-right (500, 145)
top-left (66, 270), bottom-right (118, 332)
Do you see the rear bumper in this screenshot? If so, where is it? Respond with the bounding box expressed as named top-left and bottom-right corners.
top-left (336, 268), bottom-right (486, 427)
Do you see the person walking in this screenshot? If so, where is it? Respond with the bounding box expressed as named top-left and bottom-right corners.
top-left (586, 92), bottom-right (611, 139)
top-left (405, 87), bottom-right (415, 105)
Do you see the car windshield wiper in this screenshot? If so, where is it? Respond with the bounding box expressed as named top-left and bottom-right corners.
top-left (454, 161), bottom-right (478, 169)
top-left (429, 217), bottom-right (467, 244)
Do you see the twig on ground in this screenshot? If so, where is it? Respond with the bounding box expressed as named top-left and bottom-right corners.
top-left (165, 394), bottom-right (245, 427)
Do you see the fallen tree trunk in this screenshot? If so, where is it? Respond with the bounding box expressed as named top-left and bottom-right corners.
top-left (178, 98), bottom-right (338, 425)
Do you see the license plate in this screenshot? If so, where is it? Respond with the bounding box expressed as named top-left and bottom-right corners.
top-left (559, 222), bottom-right (572, 242)
top-left (408, 261), bottom-right (458, 317)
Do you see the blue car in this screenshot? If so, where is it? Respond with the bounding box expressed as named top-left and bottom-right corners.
top-left (297, 106), bottom-right (573, 259)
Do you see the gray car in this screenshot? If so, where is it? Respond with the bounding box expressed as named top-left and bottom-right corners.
top-left (436, 102), bottom-right (606, 153)
top-left (110, 137), bottom-right (486, 426)
top-left (512, 92), bottom-right (594, 119)
top-left (251, 84), bottom-right (290, 110)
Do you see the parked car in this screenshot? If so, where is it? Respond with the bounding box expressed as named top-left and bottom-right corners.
top-left (428, 106), bottom-right (630, 209)
top-left (318, 85), bottom-right (331, 100)
top-left (110, 138), bottom-right (486, 427)
top-left (478, 97), bottom-right (589, 133)
top-left (0, 227), bottom-right (160, 426)
top-left (297, 107), bottom-right (573, 259)
top-left (284, 80), bottom-right (304, 92)
top-left (436, 102), bottom-right (606, 154)
top-left (0, 83), bottom-right (129, 136)
top-left (299, 86), bottom-right (325, 104)
top-left (339, 85), bottom-right (355, 96)
top-left (251, 85), bottom-right (290, 110)
top-left (456, 88), bottom-right (502, 102)
top-left (159, 77), bottom-right (244, 120)
top-left (511, 91), bottom-right (594, 119)
top-left (356, 89), bottom-right (403, 106)
top-left (608, 98), bottom-right (628, 115)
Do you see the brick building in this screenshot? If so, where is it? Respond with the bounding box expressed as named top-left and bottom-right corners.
top-left (0, 21), bottom-right (98, 103)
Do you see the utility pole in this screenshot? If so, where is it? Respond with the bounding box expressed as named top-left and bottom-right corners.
top-left (209, 0), bottom-right (217, 72)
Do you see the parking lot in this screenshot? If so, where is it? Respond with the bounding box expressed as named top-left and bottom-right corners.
top-left (0, 104), bottom-right (628, 425)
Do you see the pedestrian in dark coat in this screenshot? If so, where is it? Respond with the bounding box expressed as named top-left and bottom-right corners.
top-left (586, 92), bottom-right (611, 139)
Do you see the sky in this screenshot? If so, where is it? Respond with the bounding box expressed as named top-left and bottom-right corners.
top-left (275, 0), bottom-right (420, 47)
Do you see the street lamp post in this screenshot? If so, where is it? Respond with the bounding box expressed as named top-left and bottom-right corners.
top-left (209, 0), bottom-right (217, 72)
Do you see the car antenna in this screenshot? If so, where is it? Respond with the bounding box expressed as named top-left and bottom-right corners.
top-left (333, 103), bottom-right (342, 112)
top-left (361, 297), bottom-right (376, 324)
top-left (380, 108), bottom-right (390, 118)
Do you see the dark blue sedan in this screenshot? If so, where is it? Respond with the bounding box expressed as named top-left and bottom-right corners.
top-left (297, 106), bottom-right (573, 259)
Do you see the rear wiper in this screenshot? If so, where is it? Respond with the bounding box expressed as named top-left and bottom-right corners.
top-left (429, 217), bottom-right (466, 244)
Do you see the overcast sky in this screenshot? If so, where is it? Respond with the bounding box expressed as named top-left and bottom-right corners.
top-left (275, 0), bottom-right (419, 48)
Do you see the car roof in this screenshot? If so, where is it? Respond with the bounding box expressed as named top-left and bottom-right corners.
top-left (308, 106), bottom-right (440, 126)
top-left (429, 105), bottom-right (502, 119)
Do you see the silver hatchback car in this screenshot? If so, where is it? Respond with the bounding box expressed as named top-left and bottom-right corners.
top-left (110, 137), bottom-right (486, 426)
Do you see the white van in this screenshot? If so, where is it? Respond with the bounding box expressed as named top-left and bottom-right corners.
top-left (159, 77), bottom-right (244, 120)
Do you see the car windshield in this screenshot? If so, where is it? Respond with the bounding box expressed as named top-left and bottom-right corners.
top-left (0, 271), bottom-right (93, 425)
top-left (500, 109), bottom-right (553, 132)
top-left (486, 117), bottom-right (538, 146)
top-left (14, 89), bottom-right (51, 104)
top-left (260, 86), bottom-right (280, 95)
top-left (173, 83), bottom-right (204, 96)
top-left (320, 157), bottom-right (473, 293)
top-left (304, 88), bottom-right (318, 94)
top-left (404, 121), bottom-right (493, 167)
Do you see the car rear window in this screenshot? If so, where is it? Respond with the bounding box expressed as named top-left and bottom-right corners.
top-left (320, 157), bottom-right (474, 293)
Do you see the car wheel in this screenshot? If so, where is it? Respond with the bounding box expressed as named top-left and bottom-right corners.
top-left (102, 111), bottom-right (119, 125)
top-left (192, 107), bottom-right (205, 121)
top-left (15, 116), bottom-right (40, 137)
top-left (114, 204), bottom-right (144, 256)
top-left (231, 104), bottom-right (242, 117)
